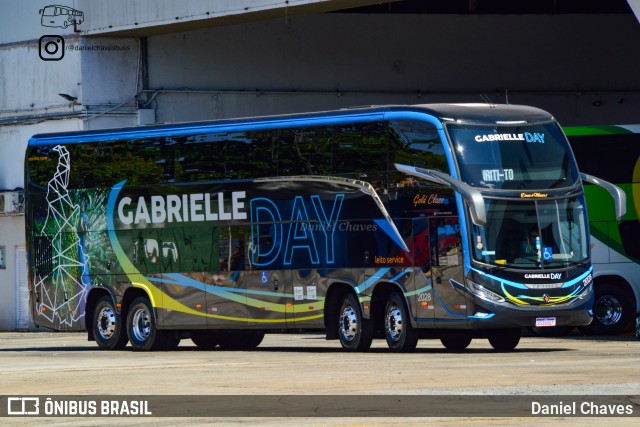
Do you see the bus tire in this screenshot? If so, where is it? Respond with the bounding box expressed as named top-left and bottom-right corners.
top-left (126, 297), bottom-right (165, 351)
top-left (338, 292), bottom-right (373, 352)
top-left (384, 292), bottom-right (419, 352)
top-left (218, 331), bottom-right (265, 350)
top-left (93, 296), bottom-right (128, 350)
top-left (440, 334), bottom-right (472, 352)
top-left (488, 329), bottom-right (521, 352)
top-left (191, 332), bottom-right (220, 350)
top-left (579, 282), bottom-right (634, 335)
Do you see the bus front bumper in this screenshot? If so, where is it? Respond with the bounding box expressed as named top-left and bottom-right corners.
top-left (463, 292), bottom-right (594, 329)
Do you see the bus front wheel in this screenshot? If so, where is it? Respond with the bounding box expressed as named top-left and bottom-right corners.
top-left (93, 296), bottom-right (128, 350)
top-left (488, 329), bottom-right (521, 352)
top-left (384, 292), bottom-right (419, 352)
top-left (338, 293), bottom-right (373, 351)
top-left (126, 297), bottom-right (167, 351)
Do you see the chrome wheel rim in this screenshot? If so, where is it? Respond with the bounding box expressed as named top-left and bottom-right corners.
top-left (131, 307), bottom-right (151, 342)
top-left (385, 304), bottom-right (403, 342)
top-left (97, 306), bottom-right (116, 340)
top-left (594, 296), bottom-right (623, 326)
top-left (339, 305), bottom-right (358, 342)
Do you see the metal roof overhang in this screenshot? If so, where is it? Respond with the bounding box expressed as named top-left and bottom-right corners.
top-left (79, 0), bottom-right (399, 37)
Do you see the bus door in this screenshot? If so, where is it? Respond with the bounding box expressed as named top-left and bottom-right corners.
top-left (412, 217), bottom-right (435, 323)
top-left (429, 217), bottom-right (467, 325)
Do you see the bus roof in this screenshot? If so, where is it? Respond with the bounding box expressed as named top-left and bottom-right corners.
top-left (28, 103), bottom-right (554, 146)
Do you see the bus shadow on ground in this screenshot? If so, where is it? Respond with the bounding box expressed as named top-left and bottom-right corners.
top-left (0, 345), bottom-right (573, 354)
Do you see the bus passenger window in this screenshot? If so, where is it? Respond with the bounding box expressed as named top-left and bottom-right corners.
top-left (277, 127), bottom-right (333, 176)
top-left (332, 122), bottom-right (387, 180)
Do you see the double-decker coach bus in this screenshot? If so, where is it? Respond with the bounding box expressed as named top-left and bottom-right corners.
top-left (24, 104), bottom-right (625, 352)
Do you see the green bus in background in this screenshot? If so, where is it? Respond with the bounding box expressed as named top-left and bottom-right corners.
top-left (565, 125), bottom-right (640, 336)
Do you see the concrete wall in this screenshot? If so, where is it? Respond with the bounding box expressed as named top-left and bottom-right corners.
top-left (0, 38), bottom-right (83, 124)
top-left (79, 37), bottom-right (142, 130)
top-left (0, 120), bottom-right (82, 331)
top-left (0, 216), bottom-right (28, 329)
top-left (144, 13), bottom-right (640, 126)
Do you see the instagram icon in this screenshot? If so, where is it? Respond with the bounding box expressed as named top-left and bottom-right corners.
top-left (39, 35), bottom-right (65, 61)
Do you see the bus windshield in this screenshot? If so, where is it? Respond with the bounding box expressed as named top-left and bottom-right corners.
top-left (470, 196), bottom-right (589, 269)
top-left (448, 122), bottom-right (579, 190)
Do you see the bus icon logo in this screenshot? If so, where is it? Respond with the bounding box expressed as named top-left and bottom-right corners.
top-left (39, 5), bottom-right (84, 29)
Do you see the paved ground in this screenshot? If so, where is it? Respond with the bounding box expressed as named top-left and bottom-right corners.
top-left (0, 331), bottom-right (638, 426)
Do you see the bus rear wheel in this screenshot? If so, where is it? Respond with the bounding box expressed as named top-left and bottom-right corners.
top-left (384, 292), bottom-right (418, 352)
top-left (126, 297), bottom-right (167, 351)
top-left (338, 293), bottom-right (373, 352)
top-left (440, 334), bottom-right (472, 352)
top-left (93, 296), bottom-right (128, 350)
top-left (488, 329), bottom-right (521, 352)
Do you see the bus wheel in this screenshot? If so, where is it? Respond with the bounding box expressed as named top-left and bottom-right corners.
top-left (440, 334), bottom-right (472, 352)
top-left (338, 293), bottom-right (373, 351)
top-left (93, 296), bottom-right (128, 350)
top-left (579, 283), bottom-right (633, 335)
top-left (218, 331), bottom-right (265, 350)
top-left (488, 329), bottom-right (521, 352)
top-left (384, 292), bottom-right (418, 352)
top-left (191, 332), bottom-right (220, 350)
top-left (126, 297), bottom-right (165, 351)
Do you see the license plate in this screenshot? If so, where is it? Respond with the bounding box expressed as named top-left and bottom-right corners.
top-left (535, 317), bottom-right (557, 327)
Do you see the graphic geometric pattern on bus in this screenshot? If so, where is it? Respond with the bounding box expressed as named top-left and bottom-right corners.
top-left (34, 145), bottom-right (93, 328)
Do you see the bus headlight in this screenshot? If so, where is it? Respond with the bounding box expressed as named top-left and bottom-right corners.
top-left (466, 279), bottom-right (505, 303)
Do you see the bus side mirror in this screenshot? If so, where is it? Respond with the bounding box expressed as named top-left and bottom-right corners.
top-left (395, 163), bottom-right (487, 227)
top-left (580, 173), bottom-right (627, 221)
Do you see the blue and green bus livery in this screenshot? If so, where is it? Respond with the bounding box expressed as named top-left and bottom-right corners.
top-left (25, 104), bottom-right (624, 351)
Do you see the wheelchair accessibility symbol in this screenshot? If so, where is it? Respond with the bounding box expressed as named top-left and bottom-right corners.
top-left (542, 247), bottom-right (553, 261)
top-left (261, 272), bottom-right (269, 284)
